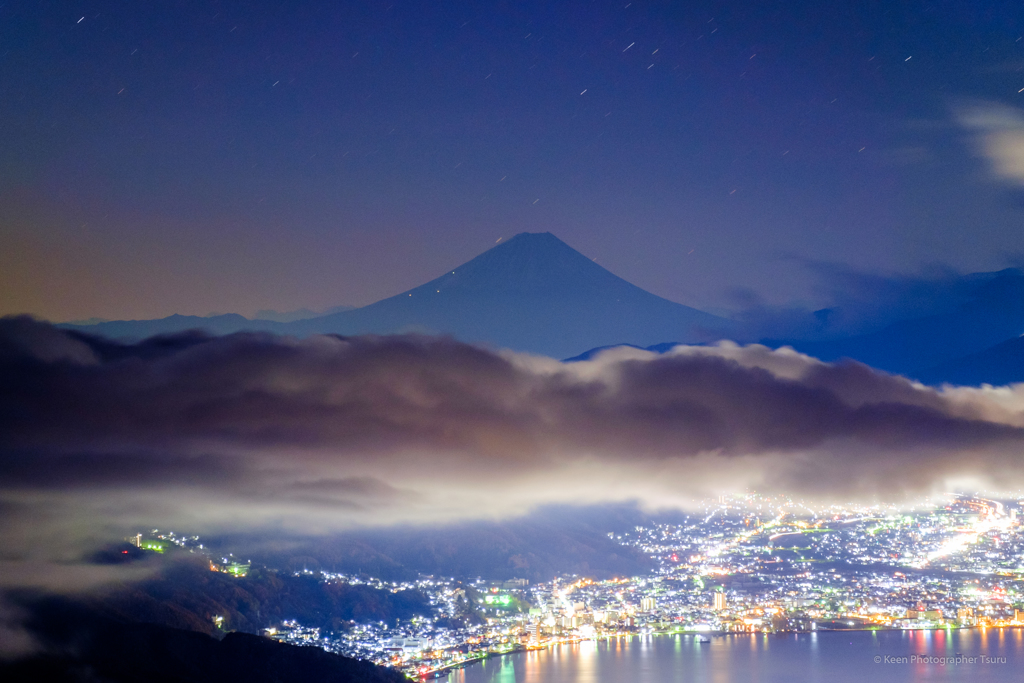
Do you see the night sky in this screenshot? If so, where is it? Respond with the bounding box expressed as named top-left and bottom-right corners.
top-left (4, 0), bottom-right (1024, 322)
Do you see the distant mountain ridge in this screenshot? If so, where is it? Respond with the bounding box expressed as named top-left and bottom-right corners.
top-left (761, 268), bottom-right (1024, 383)
top-left (61, 233), bottom-right (731, 359)
top-left (254, 305), bottom-right (356, 323)
top-left (54, 239), bottom-right (1024, 384)
top-left (65, 312), bottom-right (260, 340)
top-left (567, 267), bottom-right (1024, 386)
top-left (564, 341), bottom-right (685, 362)
top-left (915, 335), bottom-right (1024, 386)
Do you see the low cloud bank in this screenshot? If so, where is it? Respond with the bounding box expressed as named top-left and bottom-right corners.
top-left (1, 316), bottom-right (1023, 562)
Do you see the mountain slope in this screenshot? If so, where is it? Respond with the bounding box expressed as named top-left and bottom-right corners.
top-left (62, 233), bottom-right (731, 358)
top-left (284, 232), bottom-right (729, 357)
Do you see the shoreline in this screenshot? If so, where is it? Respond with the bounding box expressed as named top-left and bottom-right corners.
top-left (414, 626), bottom-right (1024, 679)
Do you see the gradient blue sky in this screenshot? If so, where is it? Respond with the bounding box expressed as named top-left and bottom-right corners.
top-left (3, 0), bottom-right (1024, 321)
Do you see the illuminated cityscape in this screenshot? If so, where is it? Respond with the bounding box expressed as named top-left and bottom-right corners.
top-left (137, 493), bottom-right (1024, 679)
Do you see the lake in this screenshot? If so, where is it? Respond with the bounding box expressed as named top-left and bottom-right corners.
top-left (439, 629), bottom-right (1024, 683)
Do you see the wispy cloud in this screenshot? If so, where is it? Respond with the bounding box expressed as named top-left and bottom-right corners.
top-left (955, 101), bottom-right (1024, 186)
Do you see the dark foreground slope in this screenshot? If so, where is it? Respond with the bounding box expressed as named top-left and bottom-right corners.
top-left (1, 598), bottom-right (405, 683)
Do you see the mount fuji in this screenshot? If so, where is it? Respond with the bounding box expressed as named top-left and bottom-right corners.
top-left (63, 233), bottom-right (731, 358)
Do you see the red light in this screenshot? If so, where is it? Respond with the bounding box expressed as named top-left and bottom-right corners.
top-left (122, 550), bottom-right (129, 554)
